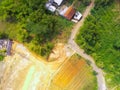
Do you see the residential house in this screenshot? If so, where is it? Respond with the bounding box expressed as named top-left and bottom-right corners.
top-left (46, 0), bottom-right (82, 23)
top-left (64, 6), bottom-right (76, 20)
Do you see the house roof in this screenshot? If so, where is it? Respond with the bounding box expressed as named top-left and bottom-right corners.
top-left (54, 0), bottom-right (63, 6)
top-left (0, 40), bottom-right (12, 55)
top-left (64, 6), bottom-right (76, 20)
top-left (59, 6), bottom-right (68, 16)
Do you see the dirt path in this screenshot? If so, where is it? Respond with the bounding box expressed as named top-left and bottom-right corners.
top-left (67, 0), bottom-right (107, 90)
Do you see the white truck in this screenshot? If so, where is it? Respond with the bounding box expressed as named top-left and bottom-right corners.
top-left (72, 11), bottom-right (83, 23)
top-left (46, 3), bottom-right (56, 12)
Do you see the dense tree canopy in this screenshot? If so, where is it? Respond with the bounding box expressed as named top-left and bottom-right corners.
top-left (95, 0), bottom-right (113, 9)
top-left (76, 0), bottom-right (120, 88)
top-left (0, 0), bottom-right (72, 57)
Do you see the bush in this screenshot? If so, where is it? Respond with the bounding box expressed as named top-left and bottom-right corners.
top-left (0, 55), bottom-right (4, 61)
top-left (93, 70), bottom-right (98, 76)
top-left (76, 1), bottom-right (120, 86)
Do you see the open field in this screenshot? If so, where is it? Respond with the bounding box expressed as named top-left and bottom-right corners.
top-left (0, 42), bottom-right (97, 90)
top-left (49, 54), bottom-right (97, 90)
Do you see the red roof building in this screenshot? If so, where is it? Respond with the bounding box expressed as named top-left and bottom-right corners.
top-left (64, 6), bottom-right (76, 20)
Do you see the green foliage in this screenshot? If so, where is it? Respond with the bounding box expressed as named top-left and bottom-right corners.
top-left (69, 0), bottom-right (91, 5)
top-left (0, 49), bottom-right (6, 53)
top-left (0, 0), bottom-right (73, 57)
top-left (92, 70), bottom-right (98, 76)
top-left (86, 59), bottom-right (92, 66)
top-left (0, 32), bottom-right (8, 39)
top-left (0, 55), bottom-right (4, 61)
top-left (80, 0), bottom-right (91, 6)
top-left (95, 0), bottom-right (113, 9)
top-left (76, 1), bottom-right (120, 87)
top-left (113, 40), bottom-right (120, 50)
top-left (69, 0), bottom-right (91, 13)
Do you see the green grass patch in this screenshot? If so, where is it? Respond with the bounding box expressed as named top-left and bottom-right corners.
top-left (0, 55), bottom-right (4, 61)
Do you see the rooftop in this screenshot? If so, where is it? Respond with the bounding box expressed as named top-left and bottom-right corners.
top-left (0, 40), bottom-right (12, 55)
top-left (54, 0), bottom-right (63, 6)
top-left (64, 6), bottom-right (76, 20)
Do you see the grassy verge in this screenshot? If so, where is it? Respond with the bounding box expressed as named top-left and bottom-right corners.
top-left (0, 17), bottom-right (73, 59)
top-left (66, 0), bottom-right (91, 13)
top-left (0, 0), bottom-right (73, 59)
top-left (0, 0), bottom-right (89, 60)
top-left (0, 55), bottom-right (4, 61)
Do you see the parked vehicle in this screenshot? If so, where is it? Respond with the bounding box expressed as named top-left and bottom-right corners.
top-left (46, 3), bottom-right (56, 12)
top-left (46, 0), bottom-right (83, 23)
top-left (73, 11), bottom-right (82, 21)
top-left (72, 11), bottom-right (82, 23)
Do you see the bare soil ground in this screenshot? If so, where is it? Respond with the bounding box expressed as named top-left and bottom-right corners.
top-left (0, 42), bottom-right (74, 90)
top-left (0, 41), bottom-right (96, 90)
top-left (49, 55), bottom-right (97, 90)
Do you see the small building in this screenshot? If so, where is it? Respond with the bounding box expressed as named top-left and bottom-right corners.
top-left (54, 0), bottom-right (63, 6)
top-left (0, 40), bottom-right (12, 56)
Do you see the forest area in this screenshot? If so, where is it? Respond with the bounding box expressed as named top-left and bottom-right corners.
top-left (0, 0), bottom-right (73, 58)
top-left (0, 0), bottom-right (90, 59)
top-left (76, 0), bottom-right (120, 89)
top-left (0, 55), bottom-right (4, 61)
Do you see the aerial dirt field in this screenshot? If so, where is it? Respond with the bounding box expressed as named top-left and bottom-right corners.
top-left (49, 54), bottom-right (97, 90)
top-left (0, 42), bottom-right (97, 90)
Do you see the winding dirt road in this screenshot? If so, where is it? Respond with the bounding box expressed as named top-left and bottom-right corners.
top-left (67, 1), bottom-right (107, 90)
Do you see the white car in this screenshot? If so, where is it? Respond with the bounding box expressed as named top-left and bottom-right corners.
top-left (73, 11), bottom-right (82, 21)
top-left (46, 3), bottom-right (56, 12)
top-left (48, 5), bottom-right (56, 12)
